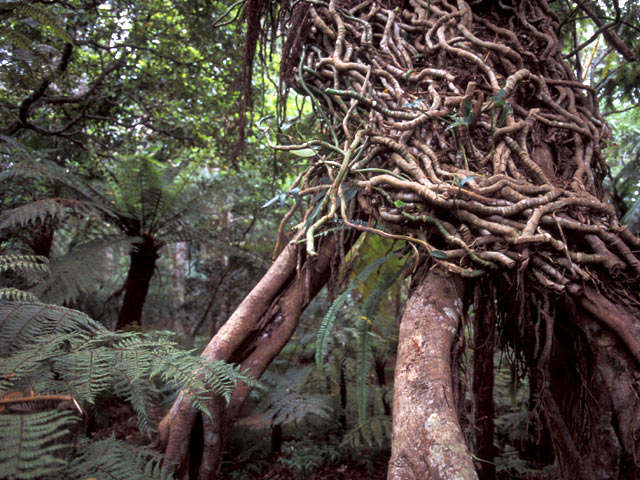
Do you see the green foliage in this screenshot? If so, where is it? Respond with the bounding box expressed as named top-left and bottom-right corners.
top-left (0, 301), bottom-right (254, 418)
top-left (355, 267), bottom-right (403, 426)
top-left (0, 300), bottom-right (255, 477)
top-left (32, 237), bottom-right (133, 305)
top-left (0, 254), bottom-right (49, 301)
top-left (278, 438), bottom-right (342, 477)
top-left (0, 409), bottom-right (79, 479)
top-left (3, 2), bottom-right (73, 44)
top-left (0, 198), bottom-right (98, 231)
top-left (315, 253), bottom-right (399, 369)
top-left (256, 366), bottom-right (332, 426)
top-left (64, 437), bottom-right (173, 480)
top-left (341, 415), bottom-right (391, 450)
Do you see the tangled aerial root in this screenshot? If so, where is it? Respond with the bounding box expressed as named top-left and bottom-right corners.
top-left (276, 0), bottom-right (640, 304)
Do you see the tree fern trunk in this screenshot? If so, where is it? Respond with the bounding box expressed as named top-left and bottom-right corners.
top-left (388, 266), bottom-right (476, 480)
top-left (26, 222), bottom-right (54, 257)
top-left (115, 234), bottom-right (160, 330)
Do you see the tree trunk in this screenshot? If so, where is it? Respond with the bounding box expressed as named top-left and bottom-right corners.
top-left (472, 280), bottom-right (496, 480)
top-left (158, 232), bottom-right (350, 478)
top-left (388, 266), bottom-right (476, 480)
top-left (115, 234), bottom-right (160, 330)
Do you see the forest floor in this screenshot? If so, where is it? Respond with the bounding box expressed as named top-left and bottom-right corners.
top-left (93, 400), bottom-right (388, 479)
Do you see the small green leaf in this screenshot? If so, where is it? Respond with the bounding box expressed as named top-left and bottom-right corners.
top-left (462, 98), bottom-right (472, 119)
top-left (430, 250), bottom-right (449, 260)
top-left (261, 195), bottom-right (279, 208)
top-left (402, 99), bottom-right (427, 108)
top-left (290, 148), bottom-right (316, 157)
top-left (497, 103), bottom-right (511, 127)
top-left (491, 89), bottom-right (508, 106)
top-left (393, 199), bottom-right (407, 208)
top-left (459, 175), bottom-right (477, 187)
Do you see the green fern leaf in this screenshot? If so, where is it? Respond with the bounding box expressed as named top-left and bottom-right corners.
top-left (356, 267), bottom-right (403, 426)
top-left (0, 302), bottom-right (102, 352)
top-left (33, 236), bottom-right (132, 305)
top-left (63, 436), bottom-right (174, 480)
top-left (0, 409), bottom-right (80, 479)
top-left (315, 254), bottom-right (397, 369)
top-left (0, 288), bottom-right (40, 302)
top-left (13, 3), bottom-right (73, 44)
top-left (340, 415), bottom-right (391, 449)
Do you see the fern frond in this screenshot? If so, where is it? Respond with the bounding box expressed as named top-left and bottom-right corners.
top-left (33, 236), bottom-right (131, 305)
top-left (151, 347), bottom-right (255, 411)
top-left (0, 408), bottom-right (80, 479)
top-left (63, 436), bottom-right (173, 480)
top-left (0, 27), bottom-right (33, 49)
top-left (12, 3), bottom-right (73, 44)
top-left (0, 288), bottom-right (40, 302)
top-left (256, 366), bottom-right (332, 425)
top-left (0, 302), bottom-right (102, 352)
top-left (0, 198), bottom-right (98, 230)
top-left (4, 159), bottom-right (121, 222)
top-left (0, 254), bottom-right (49, 274)
top-left (340, 415), bottom-right (391, 449)
top-left (316, 254), bottom-right (398, 369)
top-left (355, 267), bottom-right (403, 426)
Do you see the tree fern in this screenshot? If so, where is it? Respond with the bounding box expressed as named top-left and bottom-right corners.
top-left (0, 255), bottom-right (49, 275)
top-left (315, 254), bottom-right (398, 369)
top-left (0, 298), bottom-right (257, 477)
top-left (0, 305), bottom-right (255, 421)
top-left (0, 288), bottom-right (39, 302)
top-left (0, 254), bottom-right (50, 303)
top-left (32, 236), bottom-right (133, 305)
top-left (0, 198), bottom-right (98, 231)
top-left (9, 2), bottom-right (73, 44)
top-left (0, 408), bottom-right (79, 479)
top-left (3, 159), bottom-right (122, 223)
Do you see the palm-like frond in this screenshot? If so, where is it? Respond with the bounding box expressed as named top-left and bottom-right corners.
top-left (0, 301), bottom-right (255, 422)
top-left (0, 302), bottom-right (101, 352)
top-left (0, 198), bottom-right (99, 231)
top-left (0, 409), bottom-right (80, 479)
top-left (0, 298), bottom-right (257, 476)
top-left (63, 436), bottom-right (174, 480)
top-left (3, 159), bottom-right (122, 223)
top-left (32, 236), bottom-right (132, 305)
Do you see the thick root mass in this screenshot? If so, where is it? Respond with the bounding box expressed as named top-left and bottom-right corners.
top-left (281, 0), bottom-right (640, 296)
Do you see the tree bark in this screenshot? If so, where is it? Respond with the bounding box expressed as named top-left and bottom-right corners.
top-left (388, 266), bottom-right (476, 480)
top-left (115, 234), bottom-right (160, 330)
top-left (158, 233), bottom-right (347, 478)
top-left (568, 295), bottom-right (640, 478)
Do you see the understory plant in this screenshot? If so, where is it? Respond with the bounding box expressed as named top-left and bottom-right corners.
top-left (0, 255), bottom-right (254, 480)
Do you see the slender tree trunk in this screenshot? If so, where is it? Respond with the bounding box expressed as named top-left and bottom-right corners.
top-left (158, 232), bottom-right (352, 478)
top-left (472, 280), bottom-right (495, 480)
top-left (388, 266), bottom-right (476, 480)
top-left (115, 234), bottom-right (160, 330)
